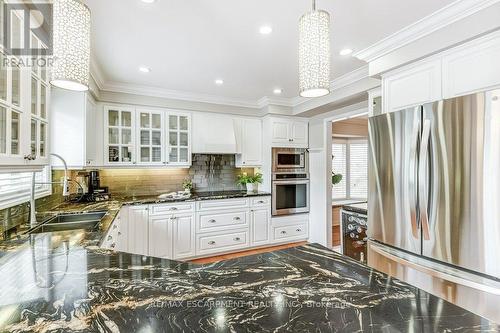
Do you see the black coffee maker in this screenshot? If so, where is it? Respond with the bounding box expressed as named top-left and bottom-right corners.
top-left (85, 170), bottom-right (109, 202)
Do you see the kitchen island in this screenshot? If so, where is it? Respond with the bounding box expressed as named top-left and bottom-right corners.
top-left (0, 211), bottom-right (497, 332)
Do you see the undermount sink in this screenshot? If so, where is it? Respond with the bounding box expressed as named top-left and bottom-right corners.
top-left (28, 211), bottom-right (107, 234)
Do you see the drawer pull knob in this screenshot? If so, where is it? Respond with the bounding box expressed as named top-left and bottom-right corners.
top-left (110, 243), bottom-right (116, 248)
top-left (258, 201), bottom-right (265, 204)
top-left (281, 231), bottom-right (287, 235)
top-left (296, 229), bottom-right (302, 232)
top-left (209, 219), bottom-right (217, 223)
top-left (170, 207), bottom-right (178, 211)
top-left (233, 217), bottom-right (241, 221)
top-left (118, 232), bottom-right (122, 236)
top-left (234, 237), bottom-right (241, 241)
top-left (208, 241), bottom-right (216, 245)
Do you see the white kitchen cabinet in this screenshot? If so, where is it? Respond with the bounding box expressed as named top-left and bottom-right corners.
top-left (442, 33), bottom-right (500, 98)
top-left (250, 208), bottom-right (270, 246)
top-left (166, 112), bottom-right (191, 166)
top-left (136, 109), bottom-right (164, 165)
top-left (270, 214), bottom-right (309, 244)
top-left (196, 229), bottom-right (249, 256)
top-left (268, 117), bottom-right (309, 148)
top-left (0, 29), bottom-right (51, 168)
top-left (51, 89), bottom-right (98, 169)
top-left (172, 214), bottom-right (196, 259)
top-left (235, 118), bottom-right (262, 167)
top-left (104, 106), bottom-right (136, 165)
top-left (382, 59), bottom-right (442, 114)
top-left (148, 216), bottom-right (173, 259)
top-left (127, 205), bottom-right (149, 255)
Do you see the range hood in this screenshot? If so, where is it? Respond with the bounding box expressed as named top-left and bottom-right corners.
top-left (192, 113), bottom-right (238, 154)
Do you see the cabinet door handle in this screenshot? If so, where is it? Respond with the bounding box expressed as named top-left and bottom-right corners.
top-left (208, 219), bottom-right (216, 223)
top-left (110, 243), bottom-right (116, 248)
top-left (296, 229), bottom-right (302, 232)
top-left (234, 237), bottom-right (241, 241)
top-left (233, 217), bottom-right (241, 221)
top-left (107, 235), bottom-right (112, 241)
top-left (169, 207), bottom-right (178, 211)
top-left (208, 241), bottom-right (216, 245)
top-left (281, 231), bottom-right (287, 234)
top-left (257, 201), bottom-right (265, 204)
top-left (118, 232), bottom-right (122, 236)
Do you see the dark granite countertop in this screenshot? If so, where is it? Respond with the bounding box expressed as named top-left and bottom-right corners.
top-left (0, 191), bottom-right (498, 331)
top-left (1, 191), bottom-right (271, 242)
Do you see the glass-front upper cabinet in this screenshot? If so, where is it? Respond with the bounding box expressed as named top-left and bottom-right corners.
top-left (167, 113), bottom-right (191, 165)
top-left (105, 106), bottom-right (135, 165)
top-left (137, 109), bottom-right (163, 165)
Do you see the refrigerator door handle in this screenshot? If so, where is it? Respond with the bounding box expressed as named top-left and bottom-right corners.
top-left (418, 119), bottom-right (432, 240)
top-left (409, 119), bottom-right (420, 239)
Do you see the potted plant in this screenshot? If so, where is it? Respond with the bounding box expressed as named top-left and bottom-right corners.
top-left (332, 172), bottom-right (343, 185)
top-left (182, 178), bottom-right (193, 193)
top-left (251, 173), bottom-right (263, 193)
top-left (236, 172), bottom-right (254, 192)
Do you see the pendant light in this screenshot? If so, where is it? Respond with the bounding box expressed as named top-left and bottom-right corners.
top-left (51, 0), bottom-right (91, 91)
top-left (299, 0), bottom-right (331, 98)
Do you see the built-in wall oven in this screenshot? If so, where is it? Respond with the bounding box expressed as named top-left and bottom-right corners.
top-left (271, 148), bottom-right (310, 216)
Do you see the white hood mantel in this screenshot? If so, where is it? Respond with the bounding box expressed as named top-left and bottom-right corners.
top-left (192, 113), bottom-right (237, 154)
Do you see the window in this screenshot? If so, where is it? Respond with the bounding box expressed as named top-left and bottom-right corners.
top-left (332, 139), bottom-right (368, 200)
top-left (0, 167), bottom-right (51, 210)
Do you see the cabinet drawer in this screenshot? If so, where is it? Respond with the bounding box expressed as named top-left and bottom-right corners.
top-left (197, 198), bottom-right (250, 211)
top-left (198, 210), bottom-right (248, 232)
top-left (197, 230), bottom-right (249, 255)
top-left (251, 196), bottom-right (271, 207)
top-left (273, 224), bottom-right (308, 241)
top-left (150, 202), bottom-right (195, 215)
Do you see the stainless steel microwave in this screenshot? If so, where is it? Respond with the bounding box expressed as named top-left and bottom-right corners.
top-left (272, 148), bottom-right (308, 173)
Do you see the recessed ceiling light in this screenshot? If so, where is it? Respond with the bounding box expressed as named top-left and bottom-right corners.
top-left (273, 88), bottom-right (283, 95)
top-left (139, 66), bottom-right (151, 73)
top-left (215, 79), bottom-right (224, 85)
top-left (259, 25), bottom-right (273, 35)
top-left (141, 0), bottom-right (156, 3)
top-left (339, 48), bottom-right (353, 56)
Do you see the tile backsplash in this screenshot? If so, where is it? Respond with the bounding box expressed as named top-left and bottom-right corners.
top-left (100, 154), bottom-right (254, 196)
top-left (0, 155), bottom-right (255, 238)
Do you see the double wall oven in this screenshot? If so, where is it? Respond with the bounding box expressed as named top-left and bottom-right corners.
top-left (272, 148), bottom-right (310, 216)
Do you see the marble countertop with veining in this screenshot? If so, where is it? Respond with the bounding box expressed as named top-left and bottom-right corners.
top-left (0, 191), bottom-right (498, 332)
top-left (0, 239), bottom-right (498, 331)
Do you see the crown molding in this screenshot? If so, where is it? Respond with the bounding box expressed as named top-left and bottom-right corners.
top-left (101, 81), bottom-right (261, 109)
top-left (90, 56), bottom-right (105, 90)
top-left (353, 0), bottom-right (500, 62)
top-left (293, 65), bottom-right (370, 107)
top-left (257, 96), bottom-right (296, 108)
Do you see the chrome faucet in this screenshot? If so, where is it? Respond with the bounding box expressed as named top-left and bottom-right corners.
top-left (29, 153), bottom-right (72, 225)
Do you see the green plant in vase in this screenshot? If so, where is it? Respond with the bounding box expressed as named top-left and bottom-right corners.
top-left (251, 173), bottom-right (263, 193)
top-left (182, 178), bottom-right (193, 193)
top-left (332, 172), bottom-right (343, 185)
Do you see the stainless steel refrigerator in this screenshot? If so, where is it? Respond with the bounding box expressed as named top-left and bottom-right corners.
top-left (368, 89), bottom-right (500, 280)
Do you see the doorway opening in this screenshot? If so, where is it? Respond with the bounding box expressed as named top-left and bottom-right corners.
top-left (330, 115), bottom-right (369, 256)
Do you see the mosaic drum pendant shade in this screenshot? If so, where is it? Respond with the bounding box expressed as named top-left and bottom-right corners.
top-left (299, 0), bottom-right (331, 98)
top-left (51, 0), bottom-right (91, 91)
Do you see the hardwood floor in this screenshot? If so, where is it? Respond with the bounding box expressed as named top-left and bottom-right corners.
top-left (190, 242), bottom-right (308, 264)
top-left (332, 225), bottom-right (341, 246)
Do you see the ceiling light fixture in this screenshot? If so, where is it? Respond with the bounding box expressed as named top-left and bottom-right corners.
top-left (51, 0), bottom-right (91, 91)
top-left (139, 66), bottom-right (151, 73)
top-left (299, 0), bottom-right (330, 98)
top-left (259, 25), bottom-right (273, 35)
top-left (339, 48), bottom-right (353, 56)
top-left (215, 79), bottom-right (224, 85)
top-left (273, 88), bottom-right (283, 95)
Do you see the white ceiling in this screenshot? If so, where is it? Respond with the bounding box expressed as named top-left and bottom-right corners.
top-left (85, 0), bottom-right (456, 103)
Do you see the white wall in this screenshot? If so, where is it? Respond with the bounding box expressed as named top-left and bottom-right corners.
top-left (307, 101), bottom-right (369, 247)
